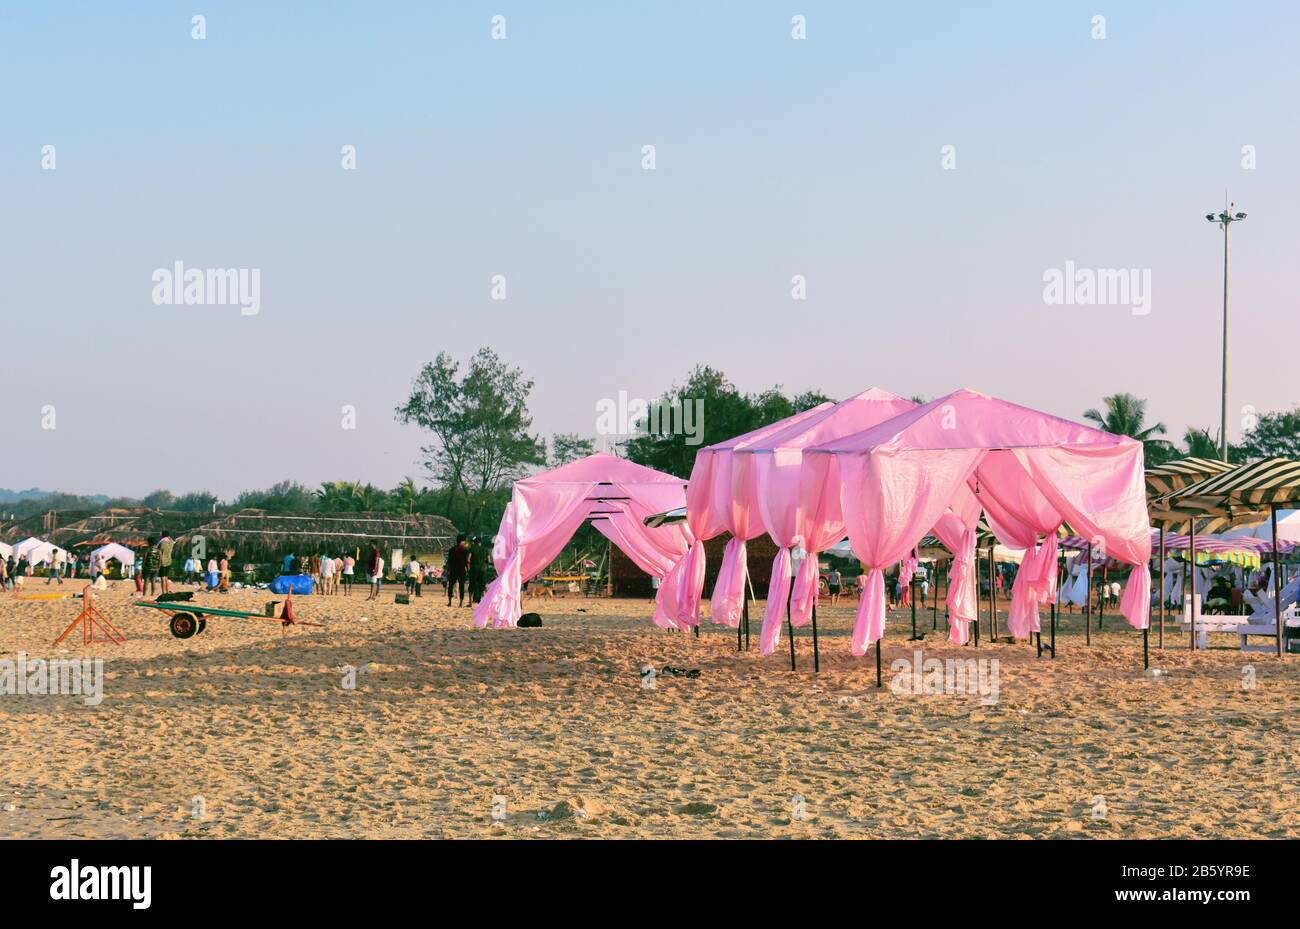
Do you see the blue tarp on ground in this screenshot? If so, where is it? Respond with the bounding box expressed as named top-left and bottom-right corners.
top-left (269, 574), bottom-right (314, 595)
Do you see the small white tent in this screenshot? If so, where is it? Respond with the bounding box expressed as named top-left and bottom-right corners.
top-left (90, 542), bottom-right (135, 572)
top-left (14, 537), bottom-right (68, 566)
top-left (0, 541), bottom-right (12, 560)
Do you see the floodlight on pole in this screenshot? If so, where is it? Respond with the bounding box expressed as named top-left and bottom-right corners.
top-left (1206, 201), bottom-right (1246, 462)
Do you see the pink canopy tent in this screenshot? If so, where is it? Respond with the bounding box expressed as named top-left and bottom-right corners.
top-left (728, 388), bottom-right (918, 656)
top-left (473, 453), bottom-right (692, 629)
top-left (801, 389), bottom-right (1152, 664)
top-left (653, 403), bottom-right (833, 631)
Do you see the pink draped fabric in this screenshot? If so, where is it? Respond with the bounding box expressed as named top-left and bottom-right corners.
top-left (942, 527), bottom-right (979, 644)
top-left (738, 389), bottom-right (917, 653)
top-left (474, 453), bottom-right (689, 629)
top-left (803, 389), bottom-right (1152, 653)
top-left (1011, 446), bottom-right (1151, 628)
top-left (656, 403), bottom-right (833, 629)
top-left (930, 488), bottom-right (982, 644)
top-left (838, 448), bottom-right (986, 654)
top-left (1006, 534), bottom-right (1059, 639)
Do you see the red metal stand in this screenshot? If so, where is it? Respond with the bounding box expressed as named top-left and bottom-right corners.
top-left (52, 585), bottom-right (126, 646)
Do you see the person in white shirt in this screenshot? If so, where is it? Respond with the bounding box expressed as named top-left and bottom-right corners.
top-left (368, 556), bottom-right (384, 601)
top-left (47, 550), bottom-right (65, 585)
top-left (408, 557), bottom-right (422, 597)
top-left (320, 552), bottom-right (335, 596)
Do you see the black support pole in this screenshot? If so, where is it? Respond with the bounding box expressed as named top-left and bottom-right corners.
top-left (743, 566), bottom-right (751, 651)
top-left (875, 636), bottom-right (882, 688)
top-left (739, 582), bottom-right (746, 652)
top-left (909, 554), bottom-right (922, 641)
top-left (1085, 542), bottom-right (1092, 646)
top-left (989, 546), bottom-right (999, 642)
top-left (932, 562), bottom-right (940, 630)
top-left (1158, 526), bottom-right (1166, 650)
top-left (786, 566), bottom-right (796, 672)
top-left (1050, 597), bottom-right (1056, 659)
top-left (1272, 505), bottom-right (1284, 658)
top-left (811, 602), bottom-right (820, 673)
top-left (1099, 563), bottom-right (1106, 631)
top-left (1188, 520), bottom-right (1198, 652)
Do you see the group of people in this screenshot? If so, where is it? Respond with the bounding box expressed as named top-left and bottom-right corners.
top-left (281, 551), bottom-right (358, 596)
top-left (275, 534), bottom-right (490, 607)
top-left (139, 535), bottom-right (232, 595)
top-left (0, 549), bottom-right (83, 589)
top-left (405, 534), bottom-right (488, 607)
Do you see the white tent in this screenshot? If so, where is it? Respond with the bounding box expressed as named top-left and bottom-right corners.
top-left (0, 541), bottom-right (11, 560)
top-left (14, 537), bottom-right (68, 566)
top-left (90, 542), bottom-right (135, 571)
top-left (1222, 509), bottom-right (1300, 546)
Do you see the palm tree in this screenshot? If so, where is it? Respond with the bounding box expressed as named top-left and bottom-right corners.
top-left (316, 481), bottom-right (354, 512)
top-left (1183, 427), bottom-right (1219, 459)
top-left (393, 477), bottom-right (420, 514)
top-left (1184, 426), bottom-right (1246, 463)
top-left (1082, 393), bottom-right (1174, 466)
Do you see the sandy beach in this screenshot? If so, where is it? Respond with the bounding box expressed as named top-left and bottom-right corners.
top-left (0, 583), bottom-right (1294, 839)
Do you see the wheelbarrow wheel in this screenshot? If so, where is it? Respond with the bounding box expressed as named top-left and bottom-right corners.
top-left (170, 612), bottom-right (198, 639)
top-left (197, 618), bottom-right (207, 634)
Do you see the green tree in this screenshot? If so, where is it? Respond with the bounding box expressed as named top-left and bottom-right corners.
top-left (173, 491), bottom-right (219, 512)
top-left (395, 348), bottom-right (545, 530)
top-left (1082, 393), bottom-right (1174, 467)
top-left (624, 365), bottom-right (832, 478)
top-left (1239, 407), bottom-right (1300, 460)
top-left (392, 477), bottom-right (421, 514)
top-left (550, 433), bottom-right (595, 467)
top-left (232, 480), bottom-right (317, 513)
top-left (142, 489), bottom-right (176, 510)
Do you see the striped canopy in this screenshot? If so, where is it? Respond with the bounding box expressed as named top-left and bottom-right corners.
top-left (1145, 456), bottom-right (1236, 498)
top-left (1167, 456), bottom-right (1300, 508)
top-left (1146, 457), bottom-right (1255, 532)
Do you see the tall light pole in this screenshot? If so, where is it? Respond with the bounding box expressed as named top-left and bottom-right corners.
top-left (1206, 202), bottom-right (1246, 462)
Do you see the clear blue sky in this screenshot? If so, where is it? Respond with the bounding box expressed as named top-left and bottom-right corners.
top-left (3, 1), bottom-right (1297, 498)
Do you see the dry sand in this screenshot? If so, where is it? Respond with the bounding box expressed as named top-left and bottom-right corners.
top-left (1, 582), bottom-right (1296, 838)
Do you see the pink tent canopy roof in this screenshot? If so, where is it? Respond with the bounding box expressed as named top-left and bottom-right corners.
top-left (705, 403), bottom-right (835, 452)
top-left (799, 387), bottom-right (1151, 652)
top-left (734, 387), bottom-right (915, 454)
top-left (804, 388), bottom-right (1133, 457)
top-left (517, 451), bottom-right (686, 487)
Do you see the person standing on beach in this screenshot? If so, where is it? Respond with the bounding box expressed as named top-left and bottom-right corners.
top-left (157, 535), bottom-right (175, 594)
top-left (141, 539), bottom-right (160, 596)
top-left (408, 555), bottom-right (422, 597)
top-left (827, 567), bottom-right (842, 607)
top-left (46, 548), bottom-right (65, 585)
top-left (446, 534), bottom-right (470, 607)
top-left (369, 553), bottom-right (384, 600)
top-left (319, 551), bottom-right (334, 596)
top-left (468, 537), bottom-right (488, 605)
top-left (342, 553), bottom-right (355, 596)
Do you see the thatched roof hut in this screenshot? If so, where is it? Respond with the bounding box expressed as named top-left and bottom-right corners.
top-left (0, 509), bottom-right (99, 546)
top-left (176, 509), bottom-right (458, 559)
top-left (44, 508), bottom-right (213, 548)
